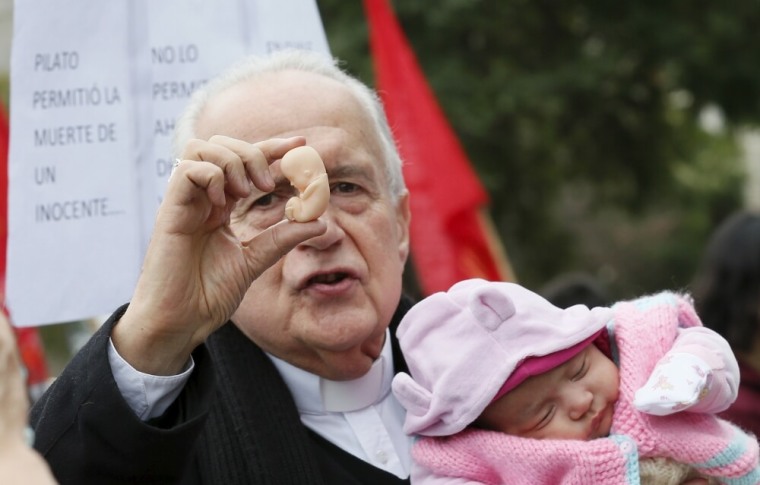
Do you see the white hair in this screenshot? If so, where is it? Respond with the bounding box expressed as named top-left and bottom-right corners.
top-left (172, 49), bottom-right (407, 200)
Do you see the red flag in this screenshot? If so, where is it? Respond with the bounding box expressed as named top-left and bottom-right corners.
top-left (1, 100), bottom-right (49, 391)
top-left (364, 0), bottom-right (515, 295)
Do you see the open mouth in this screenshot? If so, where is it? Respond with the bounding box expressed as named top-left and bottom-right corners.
top-left (307, 272), bottom-right (350, 286)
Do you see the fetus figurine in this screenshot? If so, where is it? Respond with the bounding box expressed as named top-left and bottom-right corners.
top-left (280, 145), bottom-right (330, 222)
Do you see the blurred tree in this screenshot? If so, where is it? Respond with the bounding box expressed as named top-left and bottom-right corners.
top-left (0, 74), bottom-right (8, 107)
top-left (317, 0), bottom-right (756, 298)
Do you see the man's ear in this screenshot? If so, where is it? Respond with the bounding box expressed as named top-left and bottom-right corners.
top-left (395, 191), bottom-right (411, 264)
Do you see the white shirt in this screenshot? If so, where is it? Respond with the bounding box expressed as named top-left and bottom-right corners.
top-left (108, 328), bottom-right (412, 479)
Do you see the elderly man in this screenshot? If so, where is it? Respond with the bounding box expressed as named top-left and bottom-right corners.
top-left (31, 49), bottom-right (413, 484)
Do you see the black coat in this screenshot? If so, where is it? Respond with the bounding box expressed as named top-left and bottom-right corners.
top-left (30, 297), bottom-right (414, 485)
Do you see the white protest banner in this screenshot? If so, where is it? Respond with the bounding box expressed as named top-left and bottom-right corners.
top-left (142, 0), bottom-right (249, 244)
top-left (245, 0), bottom-right (331, 56)
top-left (6, 0), bottom-right (330, 327)
top-left (7, 0), bottom-right (144, 327)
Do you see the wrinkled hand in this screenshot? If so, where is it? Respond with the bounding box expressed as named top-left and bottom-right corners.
top-left (114, 135), bottom-right (326, 375)
top-left (0, 313), bottom-right (28, 450)
top-left (0, 314), bottom-right (57, 484)
top-left (634, 353), bottom-right (712, 416)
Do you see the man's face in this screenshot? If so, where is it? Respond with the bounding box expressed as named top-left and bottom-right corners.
top-left (477, 344), bottom-right (619, 440)
top-left (195, 70), bottom-right (410, 380)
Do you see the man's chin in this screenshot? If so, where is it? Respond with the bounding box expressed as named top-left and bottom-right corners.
top-left (301, 323), bottom-right (386, 376)
top-left (313, 348), bottom-right (380, 381)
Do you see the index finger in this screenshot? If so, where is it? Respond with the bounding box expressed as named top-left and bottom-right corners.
top-left (241, 218), bottom-right (327, 282)
top-left (213, 136), bottom-right (306, 193)
top-left (248, 136), bottom-right (307, 183)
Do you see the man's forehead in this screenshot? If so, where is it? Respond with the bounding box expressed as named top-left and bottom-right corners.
top-left (196, 72), bottom-right (358, 141)
top-left (220, 70), bottom-right (347, 110)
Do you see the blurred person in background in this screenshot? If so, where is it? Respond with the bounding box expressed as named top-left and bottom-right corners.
top-left (692, 210), bottom-right (760, 438)
top-left (0, 310), bottom-right (57, 484)
top-left (540, 271), bottom-right (612, 310)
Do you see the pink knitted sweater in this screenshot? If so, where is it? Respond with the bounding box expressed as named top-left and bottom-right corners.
top-left (412, 293), bottom-right (760, 484)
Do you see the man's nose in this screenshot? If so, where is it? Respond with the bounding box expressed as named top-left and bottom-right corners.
top-left (298, 204), bottom-right (344, 251)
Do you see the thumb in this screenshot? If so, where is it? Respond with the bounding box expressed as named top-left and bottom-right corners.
top-left (242, 219), bottom-right (327, 280)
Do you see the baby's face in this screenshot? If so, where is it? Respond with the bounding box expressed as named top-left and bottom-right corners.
top-left (477, 344), bottom-right (619, 440)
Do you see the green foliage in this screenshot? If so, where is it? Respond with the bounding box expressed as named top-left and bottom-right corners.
top-left (0, 73), bottom-right (8, 109)
top-left (317, 0), bottom-right (758, 298)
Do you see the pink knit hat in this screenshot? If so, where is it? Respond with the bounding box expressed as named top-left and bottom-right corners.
top-left (392, 278), bottom-right (614, 437)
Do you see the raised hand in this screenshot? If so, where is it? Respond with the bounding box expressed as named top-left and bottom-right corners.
top-left (113, 136), bottom-right (326, 375)
top-left (0, 313), bottom-right (57, 484)
top-left (633, 352), bottom-right (712, 416)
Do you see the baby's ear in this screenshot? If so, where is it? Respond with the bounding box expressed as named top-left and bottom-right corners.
top-left (392, 373), bottom-right (432, 417)
top-left (468, 285), bottom-right (516, 331)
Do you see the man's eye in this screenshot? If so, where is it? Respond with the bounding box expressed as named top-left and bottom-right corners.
top-left (332, 182), bottom-right (359, 194)
top-left (252, 193), bottom-right (275, 208)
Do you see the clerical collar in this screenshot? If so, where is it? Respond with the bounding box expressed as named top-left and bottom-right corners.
top-left (267, 329), bottom-right (394, 413)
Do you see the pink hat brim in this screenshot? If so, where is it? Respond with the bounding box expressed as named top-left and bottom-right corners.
top-left (491, 330), bottom-right (604, 403)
